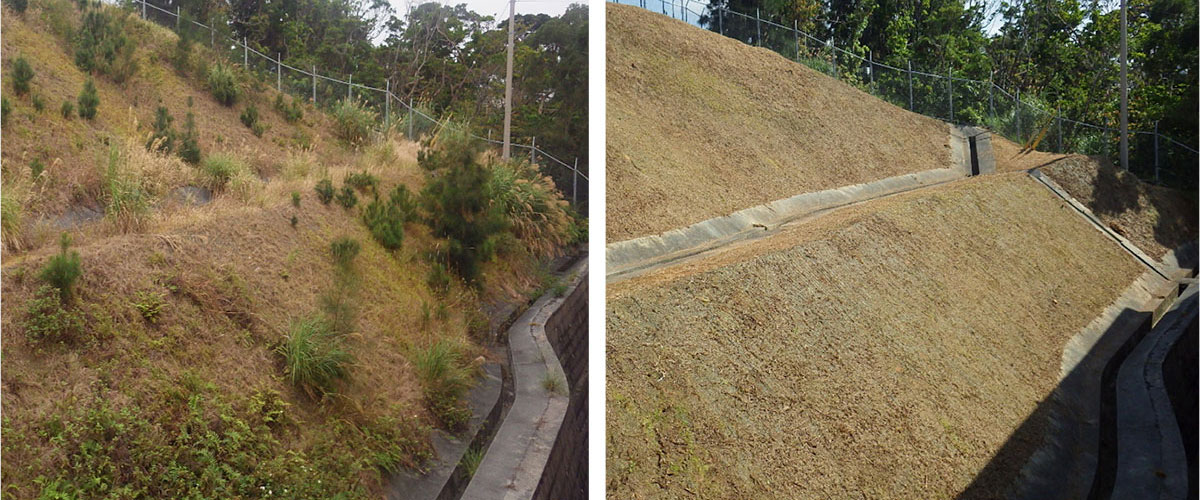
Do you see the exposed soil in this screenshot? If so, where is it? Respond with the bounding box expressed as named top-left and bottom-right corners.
top-left (606, 4), bottom-right (951, 242)
top-left (606, 173), bottom-right (1145, 499)
top-left (1041, 158), bottom-right (1197, 260)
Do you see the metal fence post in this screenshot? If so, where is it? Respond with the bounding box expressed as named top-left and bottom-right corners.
top-left (907, 60), bottom-right (913, 111)
top-left (243, 38), bottom-right (248, 67)
top-left (532, 137), bottom-right (537, 164)
top-left (347, 74), bottom-right (352, 101)
top-left (408, 98), bottom-right (414, 139)
top-left (867, 50), bottom-right (873, 86)
top-left (1056, 105), bottom-right (1062, 153)
top-left (794, 20), bottom-right (799, 61)
top-left (277, 54), bottom-right (281, 92)
top-left (312, 66), bottom-right (316, 103)
top-left (718, 6), bottom-right (723, 36)
top-left (831, 39), bottom-right (838, 77)
top-left (1016, 89), bottom-right (1021, 140)
top-left (176, 6), bottom-right (180, 30)
top-left (385, 80), bottom-right (390, 124)
top-left (1154, 120), bottom-right (1160, 182)
top-left (572, 157), bottom-right (578, 205)
top-left (141, 0), bottom-right (145, 19)
top-left (988, 77), bottom-right (994, 119)
top-left (948, 66), bottom-right (954, 122)
top-left (210, 23), bottom-right (214, 48)
top-left (756, 8), bottom-right (761, 46)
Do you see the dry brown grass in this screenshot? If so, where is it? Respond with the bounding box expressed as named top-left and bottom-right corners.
top-left (607, 173), bottom-right (1145, 499)
top-left (606, 3), bottom-right (951, 242)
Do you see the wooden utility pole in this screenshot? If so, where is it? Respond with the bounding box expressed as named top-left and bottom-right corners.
top-left (1120, 0), bottom-right (1129, 170)
top-left (503, 0), bottom-right (516, 159)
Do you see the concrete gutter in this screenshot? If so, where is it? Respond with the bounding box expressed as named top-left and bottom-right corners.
top-left (607, 124), bottom-right (991, 282)
top-left (1110, 283), bottom-right (1196, 500)
top-left (461, 258), bottom-right (588, 500)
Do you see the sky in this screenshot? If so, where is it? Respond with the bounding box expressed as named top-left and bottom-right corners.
top-left (387, 0), bottom-right (585, 25)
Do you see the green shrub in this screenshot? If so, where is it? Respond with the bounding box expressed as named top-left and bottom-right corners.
top-left (239, 104), bottom-right (258, 129)
top-left (147, 105), bottom-right (176, 153)
top-left (39, 233), bottom-right (82, 303)
top-left (541, 372), bottom-right (564, 395)
top-left (172, 33), bottom-right (192, 74)
top-left (412, 340), bottom-right (474, 430)
top-left (30, 159), bottom-right (44, 180)
top-left (330, 237), bottom-right (360, 269)
top-left (22, 285), bottom-right (84, 343)
top-left (178, 111), bottom-right (201, 164)
top-left (330, 98), bottom-right (376, 146)
top-left (31, 94), bottom-right (44, 112)
top-left (5, 0), bottom-right (27, 14)
top-left (60, 100), bottom-right (74, 119)
top-left (133, 290), bottom-right (166, 323)
top-left (314, 179), bottom-right (334, 205)
top-left (343, 171), bottom-right (379, 194)
top-left (199, 154), bottom-right (245, 191)
top-left (102, 147), bottom-right (149, 231)
top-left (419, 125), bottom-right (506, 284)
top-left (335, 185), bottom-right (357, 209)
top-left (75, 9), bottom-right (136, 83)
top-left (10, 56), bottom-right (33, 95)
top-left (291, 191), bottom-right (301, 207)
top-left (277, 317), bottom-right (352, 397)
top-left (361, 185), bottom-right (416, 251)
top-left (426, 262), bottom-right (451, 296)
top-left (489, 160), bottom-right (571, 256)
top-left (290, 215), bottom-right (298, 228)
top-left (251, 121), bottom-right (266, 137)
top-left (2, 96), bottom-right (10, 125)
top-left (207, 62), bottom-right (239, 106)
top-left (77, 78), bottom-right (99, 120)
top-left (274, 94), bottom-right (303, 123)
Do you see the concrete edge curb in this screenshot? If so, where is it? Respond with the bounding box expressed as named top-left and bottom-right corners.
top-left (461, 258), bottom-right (588, 500)
top-left (1111, 283), bottom-right (1197, 499)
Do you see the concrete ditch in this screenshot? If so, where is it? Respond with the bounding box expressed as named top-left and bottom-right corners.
top-left (461, 258), bottom-right (588, 500)
top-left (607, 124), bottom-right (992, 282)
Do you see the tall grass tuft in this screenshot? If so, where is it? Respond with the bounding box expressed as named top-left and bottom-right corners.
top-left (277, 317), bottom-right (352, 398)
top-left (1, 192), bottom-right (23, 251)
top-left (412, 340), bottom-right (476, 430)
top-left (102, 146), bottom-right (149, 232)
top-left (331, 98), bottom-right (377, 147)
top-left (199, 154), bottom-right (246, 192)
top-left (488, 160), bottom-right (572, 257)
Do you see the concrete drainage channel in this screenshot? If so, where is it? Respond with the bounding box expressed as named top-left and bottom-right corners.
top-left (607, 124), bottom-right (993, 282)
top-left (390, 255), bottom-right (588, 500)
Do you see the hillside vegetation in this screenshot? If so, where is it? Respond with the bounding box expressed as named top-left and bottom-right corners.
top-left (0, 0), bottom-right (580, 497)
top-left (606, 3), bottom-right (951, 241)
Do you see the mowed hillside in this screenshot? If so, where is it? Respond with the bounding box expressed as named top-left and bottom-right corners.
top-left (606, 3), bottom-right (951, 241)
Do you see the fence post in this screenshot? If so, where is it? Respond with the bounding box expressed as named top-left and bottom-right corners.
top-left (532, 137), bottom-right (537, 164)
top-left (347, 74), bottom-right (352, 101)
top-left (1016, 89), bottom-right (1021, 141)
top-left (141, 0), bottom-right (145, 19)
top-left (681, 0), bottom-right (685, 23)
top-left (1056, 105), bottom-right (1062, 153)
top-left (277, 54), bottom-right (281, 92)
top-left (988, 76), bottom-right (994, 119)
top-left (756, 8), bottom-right (761, 46)
top-left (176, 6), bottom-right (180, 30)
top-left (718, 5), bottom-right (723, 35)
top-left (831, 39), bottom-right (838, 77)
top-left (243, 38), bottom-right (248, 67)
top-left (210, 23), bottom-right (214, 48)
top-left (907, 60), bottom-right (913, 111)
top-left (794, 20), bottom-right (799, 61)
top-left (1154, 121), bottom-right (1160, 182)
top-left (312, 66), bottom-right (316, 104)
top-left (572, 157), bottom-right (578, 205)
top-left (948, 65), bottom-right (954, 122)
top-left (408, 98), bottom-right (414, 139)
top-left (867, 50), bottom-right (873, 86)
top-left (385, 80), bottom-right (390, 124)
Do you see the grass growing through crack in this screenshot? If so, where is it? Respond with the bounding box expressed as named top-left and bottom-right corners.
top-left (460, 446), bottom-right (485, 478)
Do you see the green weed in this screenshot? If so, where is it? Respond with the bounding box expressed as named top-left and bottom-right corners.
top-left (314, 178), bottom-right (334, 205)
top-left (10, 56), bottom-right (33, 95)
top-left (277, 317), bottom-right (352, 397)
top-left (207, 62), bottom-right (239, 106)
top-left (77, 78), bottom-right (98, 120)
top-left (39, 233), bottom-right (82, 303)
top-left (411, 340), bottom-right (475, 431)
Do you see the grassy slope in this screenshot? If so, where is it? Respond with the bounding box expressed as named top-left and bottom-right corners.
top-left (606, 173), bottom-right (1146, 498)
top-left (1, 1), bottom-right (551, 497)
top-left (606, 3), bottom-right (951, 242)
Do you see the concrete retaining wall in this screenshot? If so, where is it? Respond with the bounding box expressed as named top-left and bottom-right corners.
top-left (534, 273), bottom-right (588, 500)
top-left (461, 259), bottom-right (588, 500)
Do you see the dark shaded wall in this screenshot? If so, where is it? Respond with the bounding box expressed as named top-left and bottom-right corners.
top-left (534, 276), bottom-right (588, 500)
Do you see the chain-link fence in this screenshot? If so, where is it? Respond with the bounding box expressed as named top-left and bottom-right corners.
top-left (613, 0), bottom-right (1198, 190)
top-left (132, 0), bottom-right (589, 211)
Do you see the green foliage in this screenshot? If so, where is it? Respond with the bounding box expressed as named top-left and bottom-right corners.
top-left (239, 104), bottom-right (259, 130)
top-left (172, 33), bottom-right (192, 74)
top-left (77, 78), bottom-right (99, 120)
top-left (335, 185), bottom-right (358, 209)
top-left (178, 110), bottom-right (201, 164)
top-left (361, 185), bottom-right (416, 251)
top-left (541, 372), bottom-right (564, 395)
top-left (329, 237), bottom-right (360, 269)
top-left (147, 105), bottom-right (176, 153)
top-left (411, 340), bottom-right (475, 430)
top-left (4, 0), bottom-right (27, 14)
top-left (344, 171), bottom-right (379, 194)
top-left (330, 98), bottom-right (376, 146)
top-left (133, 290), bottom-right (166, 323)
top-left (207, 62), bottom-right (239, 106)
top-left (274, 94), bottom-right (303, 123)
top-left (460, 446), bottom-right (484, 478)
top-left (2, 192), bottom-right (22, 249)
top-left (426, 261), bottom-right (451, 296)
top-left (31, 94), bottom-right (45, 112)
top-left (22, 285), bottom-right (84, 343)
top-left (277, 317), bottom-right (352, 397)
top-left (30, 159), bottom-right (44, 180)
top-left (199, 154), bottom-right (245, 192)
top-left (101, 147), bottom-right (149, 231)
top-left (2, 96), bottom-right (10, 125)
top-left (419, 126), bottom-right (506, 284)
top-left (314, 179), bottom-right (334, 205)
top-left (60, 100), bottom-right (74, 119)
top-left (291, 191), bottom-right (301, 207)
top-left (489, 160), bottom-right (571, 256)
top-left (290, 215), bottom-right (298, 228)
top-left (74, 8), bottom-right (137, 83)
top-left (38, 233), bottom-right (82, 304)
top-left (10, 56), bottom-right (34, 95)
top-left (251, 121), bottom-right (266, 137)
